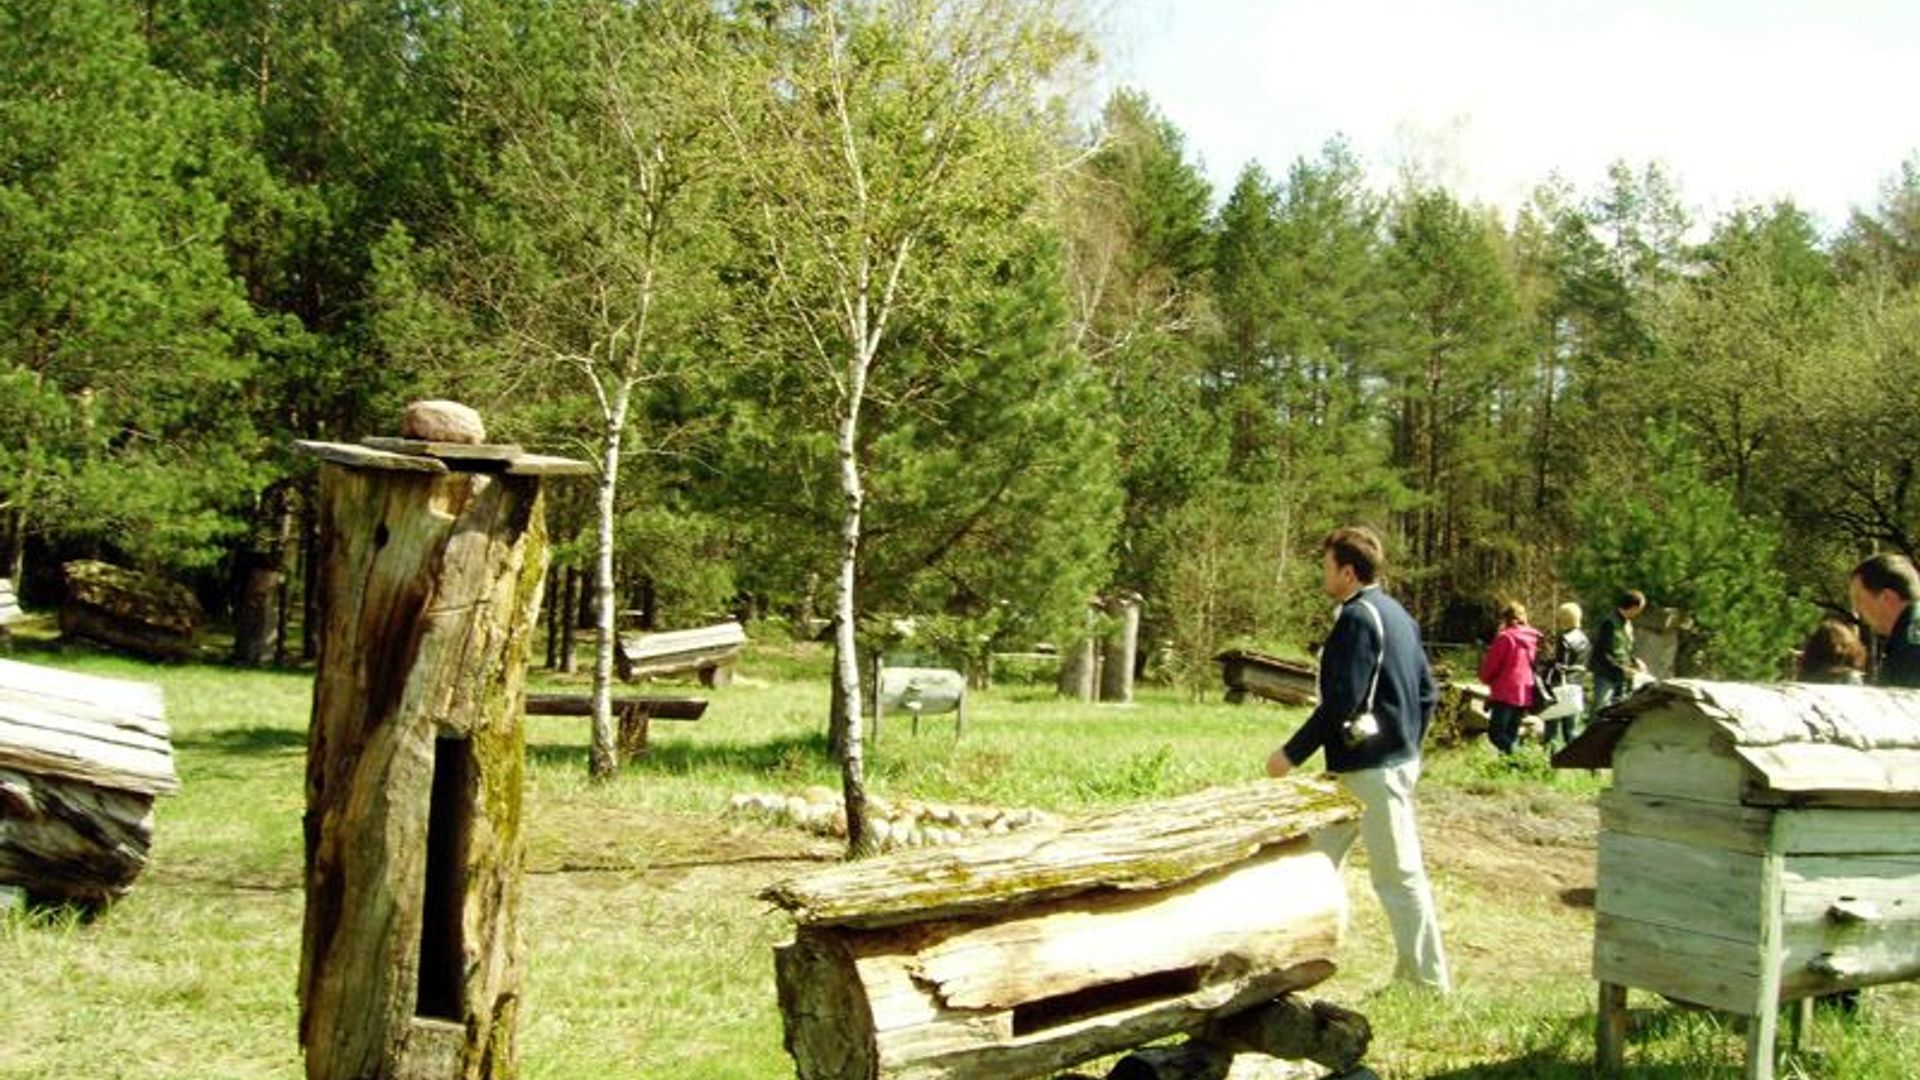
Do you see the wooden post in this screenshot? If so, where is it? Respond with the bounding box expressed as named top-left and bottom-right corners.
top-left (295, 425), bottom-right (585, 1080)
top-left (1058, 603), bottom-right (1098, 702)
top-left (1099, 594), bottom-right (1141, 705)
top-left (1745, 838), bottom-right (1788, 1080)
top-left (1597, 981), bottom-right (1626, 1078)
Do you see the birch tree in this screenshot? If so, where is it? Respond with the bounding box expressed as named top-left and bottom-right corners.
top-left (380, 0), bottom-right (726, 778)
top-left (722, 0), bottom-right (1089, 853)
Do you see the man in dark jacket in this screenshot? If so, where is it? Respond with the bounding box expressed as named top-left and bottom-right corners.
top-left (1587, 589), bottom-right (1647, 720)
top-left (1267, 526), bottom-right (1449, 992)
top-left (1851, 552), bottom-right (1920, 687)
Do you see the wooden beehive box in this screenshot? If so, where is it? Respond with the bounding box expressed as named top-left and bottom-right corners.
top-left (1565, 680), bottom-right (1920, 1079)
top-left (0, 658), bottom-right (176, 906)
top-left (762, 779), bottom-right (1359, 1080)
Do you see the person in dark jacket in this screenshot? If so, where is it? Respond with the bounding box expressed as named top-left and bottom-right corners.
top-left (1267, 526), bottom-right (1449, 992)
top-left (1587, 589), bottom-right (1647, 720)
top-left (1850, 553), bottom-right (1920, 687)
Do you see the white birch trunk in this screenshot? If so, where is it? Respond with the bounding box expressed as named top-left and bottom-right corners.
top-left (834, 344), bottom-right (872, 854)
top-left (588, 383), bottom-right (632, 781)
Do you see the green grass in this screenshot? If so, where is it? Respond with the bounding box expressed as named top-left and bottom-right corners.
top-left (2, 639), bottom-right (1916, 1078)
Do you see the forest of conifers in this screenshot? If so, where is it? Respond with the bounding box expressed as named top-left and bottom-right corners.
top-left (5, 0), bottom-right (1919, 685)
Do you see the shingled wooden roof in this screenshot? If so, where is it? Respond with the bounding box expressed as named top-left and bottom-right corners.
top-left (1578, 679), bottom-right (1920, 801)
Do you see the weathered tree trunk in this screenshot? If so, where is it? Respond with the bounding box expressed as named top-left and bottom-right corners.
top-left (1099, 594), bottom-right (1141, 704)
top-left (301, 495), bottom-right (320, 662)
top-left (1057, 605), bottom-right (1098, 702)
top-left (298, 448), bottom-right (550, 1080)
top-left (233, 481), bottom-right (298, 668)
top-left (766, 781), bottom-right (1360, 1080)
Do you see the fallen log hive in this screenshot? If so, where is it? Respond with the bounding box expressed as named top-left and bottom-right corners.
top-left (0, 657), bottom-right (177, 906)
top-left (763, 778), bottom-right (1360, 1080)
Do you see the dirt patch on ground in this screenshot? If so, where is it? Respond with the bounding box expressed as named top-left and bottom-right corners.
top-left (1421, 785), bottom-right (1598, 908)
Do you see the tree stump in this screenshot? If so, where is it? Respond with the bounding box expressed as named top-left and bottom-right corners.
top-left (295, 434), bottom-right (583, 1080)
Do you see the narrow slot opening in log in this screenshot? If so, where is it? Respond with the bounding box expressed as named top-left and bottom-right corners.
top-left (416, 733), bottom-right (472, 1021)
top-left (1011, 966), bottom-right (1205, 1037)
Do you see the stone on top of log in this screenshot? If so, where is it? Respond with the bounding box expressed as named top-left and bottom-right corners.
top-left (294, 398), bottom-right (593, 477)
top-left (401, 398), bottom-right (486, 443)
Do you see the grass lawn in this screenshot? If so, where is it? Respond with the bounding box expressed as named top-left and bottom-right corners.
top-left (3, 637), bottom-right (1917, 1079)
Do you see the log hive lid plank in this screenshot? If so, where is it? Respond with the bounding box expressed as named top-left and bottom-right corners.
top-left (0, 658), bottom-right (176, 796)
top-left (294, 439), bottom-right (591, 476)
top-left (1211, 648), bottom-right (1317, 678)
top-left (1558, 679), bottom-right (1920, 799)
top-left (761, 778), bottom-right (1359, 929)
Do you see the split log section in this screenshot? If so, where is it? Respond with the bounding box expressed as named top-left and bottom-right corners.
top-left (764, 779), bottom-right (1360, 1080)
top-left (0, 658), bottom-right (177, 905)
top-left (295, 436), bottom-right (585, 1080)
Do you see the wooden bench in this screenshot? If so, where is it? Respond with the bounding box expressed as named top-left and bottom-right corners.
top-left (614, 621), bottom-right (746, 687)
top-left (523, 692), bottom-right (707, 758)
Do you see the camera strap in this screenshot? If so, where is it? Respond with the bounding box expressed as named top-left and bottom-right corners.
top-left (1355, 597), bottom-right (1385, 715)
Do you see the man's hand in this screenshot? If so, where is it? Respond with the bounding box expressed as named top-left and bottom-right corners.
top-left (1265, 747), bottom-right (1294, 778)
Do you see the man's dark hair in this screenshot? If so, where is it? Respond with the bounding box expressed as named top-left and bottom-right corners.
top-left (1618, 589), bottom-right (1646, 612)
top-left (1322, 526), bottom-right (1384, 584)
top-left (1852, 552), bottom-right (1920, 602)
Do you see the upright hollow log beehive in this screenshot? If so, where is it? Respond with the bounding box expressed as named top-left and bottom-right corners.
top-left (763, 779), bottom-right (1359, 1080)
top-left (294, 431), bottom-right (585, 1080)
top-left (1560, 680), bottom-right (1920, 1080)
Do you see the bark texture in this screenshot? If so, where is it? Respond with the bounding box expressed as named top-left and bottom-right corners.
top-left (298, 460), bottom-right (547, 1080)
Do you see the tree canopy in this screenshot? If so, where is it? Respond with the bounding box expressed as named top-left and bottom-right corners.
top-left (4, 0), bottom-right (1917, 699)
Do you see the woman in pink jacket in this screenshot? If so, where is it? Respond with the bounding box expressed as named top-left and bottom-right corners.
top-left (1479, 601), bottom-right (1542, 755)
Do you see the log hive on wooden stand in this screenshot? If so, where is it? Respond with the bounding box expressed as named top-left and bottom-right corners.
top-left (1213, 649), bottom-right (1318, 707)
top-left (59, 560), bottom-right (204, 660)
top-left (763, 779), bottom-right (1361, 1080)
top-left (1556, 680), bottom-right (1920, 1080)
top-left (0, 658), bottom-right (177, 906)
top-left (294, 425), bottom-right (587, 1080)
top-left (614, 620), bottom-right (747, 687)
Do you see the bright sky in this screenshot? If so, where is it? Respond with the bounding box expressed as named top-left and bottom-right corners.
top-left (1099, 0), bottom-right (1920, 232)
